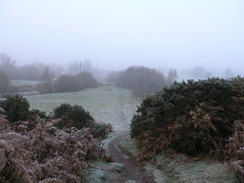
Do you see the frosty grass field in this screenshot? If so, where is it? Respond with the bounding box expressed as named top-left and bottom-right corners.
top-left (25, 85), bottom-right (140, 131)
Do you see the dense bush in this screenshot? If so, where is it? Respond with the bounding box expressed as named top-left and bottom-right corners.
top-left (131, 77), bottom-right (244, 160)
top-left (115, 66), bottom-right (166, 96)
top-left (53, 104), bottom-right (112, 138)
top-left (54, 72), bottom-right (98, 92)
top-left (53, 104), bottom-right (94, 129)
top-left (0, 95), bottom-right (30, 122)
top-left (0, 95), bottom-right (48, 122)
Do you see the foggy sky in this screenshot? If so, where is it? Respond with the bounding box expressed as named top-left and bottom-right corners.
top-left (0, 0), bottom-right (244, 73)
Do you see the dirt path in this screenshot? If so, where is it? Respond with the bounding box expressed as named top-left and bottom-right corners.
top-left (105, 131), bottom-right (154, 183)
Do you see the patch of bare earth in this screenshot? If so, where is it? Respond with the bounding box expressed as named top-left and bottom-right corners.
top-left (105, 131), bottom-right (154, 183)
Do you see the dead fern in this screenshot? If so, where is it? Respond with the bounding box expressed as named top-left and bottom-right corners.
top-left (0, 113), bottom-right (108, 183)
top-left (226, 120), bottom-right (244, 181)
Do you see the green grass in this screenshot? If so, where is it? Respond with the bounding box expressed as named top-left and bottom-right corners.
top-left (11, 80), bottom-right (42, 86)
top-left (25, 85), bottom-right (140, 131)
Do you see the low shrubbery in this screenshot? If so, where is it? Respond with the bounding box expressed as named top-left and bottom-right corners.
top-left (53, 104), bottom-right (94, 128)
top-left (131, 77), bottom-right (244, 160)
top-left (0, 95), bottom-right (48, 122)
top-left (0, 95), bottom-right (30, 122)
top-left (53, 104), bottom-right (112, 139)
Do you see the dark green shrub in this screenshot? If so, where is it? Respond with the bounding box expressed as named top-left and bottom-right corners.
top-left (53, 104), bottom-right (112, 138)
top-left (0, 95), bottom-right (30, 122)
top-left (131, 77), bottom-right (244, 159)
top-left (53, 104), bottom-right (94, 129)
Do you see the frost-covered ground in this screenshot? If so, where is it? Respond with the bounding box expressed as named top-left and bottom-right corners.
top-left (119, 137), bottom-right (239, 183)
top-left (25, 85), bottom-right (140, 131)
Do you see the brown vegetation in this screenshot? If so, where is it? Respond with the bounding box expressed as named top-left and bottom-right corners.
top-left (0, 111), bottom-right (108, 182)
top-left (226, 120), bottom-right (244, 181)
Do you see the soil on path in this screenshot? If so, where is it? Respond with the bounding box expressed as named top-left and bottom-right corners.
top-left (105, 131), bottom-right (155, 183)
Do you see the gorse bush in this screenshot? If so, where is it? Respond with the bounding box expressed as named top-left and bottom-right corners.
top-left (53, 104), bottom-right (94, 129)
top-left (131, 77), bottom-right (244, 160)
top-left (53, 104), bottom-right (112, 138)
top-left (0, 95), bottom-right (30, 122)
top-left (0, 95), bottom-right (47, 122)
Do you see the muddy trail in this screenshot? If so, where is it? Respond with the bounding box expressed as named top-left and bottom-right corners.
top-left (102, 90), bottom-right (154, 183)
top-left (105, 131), bottom-right (154, 183)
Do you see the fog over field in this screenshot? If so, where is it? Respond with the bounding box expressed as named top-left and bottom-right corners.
top-left (0, 0), bottom-right (243, 75)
